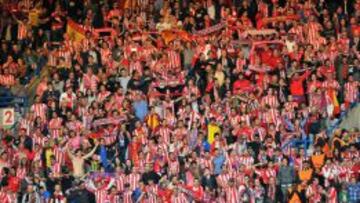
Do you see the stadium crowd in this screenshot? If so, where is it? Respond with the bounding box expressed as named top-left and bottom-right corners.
top-left (0, 0), bottom-right (359, 202)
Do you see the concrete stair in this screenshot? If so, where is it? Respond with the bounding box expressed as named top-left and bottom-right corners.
top-left (339, 104), bottom-right (360, 130)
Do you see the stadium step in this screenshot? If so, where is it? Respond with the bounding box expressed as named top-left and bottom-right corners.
top-left (339, 104), bottom-right (360, 130)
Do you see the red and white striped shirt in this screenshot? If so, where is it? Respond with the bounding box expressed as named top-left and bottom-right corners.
top-left (100, 48), bottom-right (112, 65)
top-left (49, 117), bottom-right (62, 139)
top-left (145, 184), bottom-right (158, 203)
top-left (252, 126), bottom-right (266, 141)
top-left (58, 49), bottom-right (72, 67)
top-left (30, 103), bottom-right (48, 121)
top-left (306, 22), bottom-right (325, 49)
top-left (115, 175), bottom-right (125, 192)
top-left (232, 171), bottom-right (245, 185)
top-left (158, 126), bottom-right (172, 144)
top-left (16, 167), bottom-right (27, 180)
top-left (104, 135), bottom-right (117, 146)
top-left (53, 146), bottom-right (66, 164)
top-left (66, 120), bottom-right (83, 132)
top-left (217, 173), bottom-right (231, 188)
top-left (262, 95), bottom-right (278, 108)
top-left (168, 50), bottom-right (181, 69)
top-left (130, 60), bottom-right (143, 75)
top-left (169, 159), bottom-right (180, 174)
top-left (86, 179), bottom-right (115, 203)
top-left (289, 25), bottom-right (304, 43)
top-left (94, 189), bottom-right (109, 203)
top-left (238, 155), bottom-right (254, 166)
top-left (344, 81), bottom-right (359, 103)
top-left (140, 46), bottom-right (157, 60)
top-left (122, 190), bottom-right (133, 203)
top-left (48, 50), bottom-right (59, 67)
top-left (200, 157), bottom-right (213, 171)
top-left (262, 108), bottom-right (279, 124)
top-left (97, 91), bottom-right (111, 103)
top-left (306, 184), bottom-right (321, 203)
top-left (327, 187), bottom-right (337, 203)
top-left (0, 192), bottom-right (10, 203)
top-left (81, 38), bottom-right (92, 50)
top-left (0, 74), bottom-right (15, 87)
top-left (225, 187), bottom-right (239, 203)
top-left (60, 92), bottom-right (76, 109)
top-left (83, 74), bottom-right (99, 92)
top-left (229, 114), bottom-right (240, 127)
top-left (171, 193), bottom-right (188, 203)
top-left (321, 164), bottom-right (336, 181)
top-left (33, 135), bottom-right (49, 147)
top-left (265, 168), bottom-right (277, 184)
top-left (126, 173), bottom-right (141, 191)
top-left (17, 23), bottom-right (27, 40)
top-left (322, 80), bottom-right (340, 90)
top-left (19, 118), bottom-right (32, 135)
top-left (235, 58), bottom-right (246, 73)
top-left (52, 162), bottom-right (61, 175)
top-left (258, 1), bottom-right (269, 18)
top-left (106, 194), bottom-right (121, 203)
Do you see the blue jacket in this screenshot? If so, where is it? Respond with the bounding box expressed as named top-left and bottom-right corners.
top-left (213, 153), bottom-right (225, 175)
top-left (133, 100), bottom-right (148, 121)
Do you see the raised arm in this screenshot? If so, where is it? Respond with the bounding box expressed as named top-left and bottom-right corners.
top-left (67, 146), bottom-right (75, 160)
top-left (82, 143), bottom-right (99, 159)
top-left (105, 177), bottom-right (115, 190)
top-left (85, 179), bottom-right (97, 193)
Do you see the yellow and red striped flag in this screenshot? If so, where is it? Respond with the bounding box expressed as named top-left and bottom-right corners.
top-left (66, 20), bottom-right (86, 42)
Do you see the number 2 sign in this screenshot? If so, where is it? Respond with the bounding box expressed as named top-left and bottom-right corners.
top-left (2, 108), bottom-right (15, 127)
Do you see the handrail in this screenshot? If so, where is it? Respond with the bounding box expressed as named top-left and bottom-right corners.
top-left (0, 96), bottom-right (29, 106)
top-left (326, 103), bottom-right (358, 135)
top-left (281, 102), bottom-right (359, 153)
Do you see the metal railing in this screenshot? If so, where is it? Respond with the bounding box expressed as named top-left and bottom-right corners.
top-left (281, 102), bottom-right (359, 154)
top-left (0, 96), bottom-right (28, 106)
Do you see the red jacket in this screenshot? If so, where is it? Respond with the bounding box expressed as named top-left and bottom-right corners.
top-left (6, 176), bottom-right (19, 193)
top-left (233, 79), bottom-right (251, 94)
top-left (290, 70), bottom-right (310, 96)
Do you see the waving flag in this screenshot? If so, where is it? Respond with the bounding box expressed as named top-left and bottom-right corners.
top-left (66, 20), bottom-right (86, 42)
top-left (329, 90), bottom-right (340, 116)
